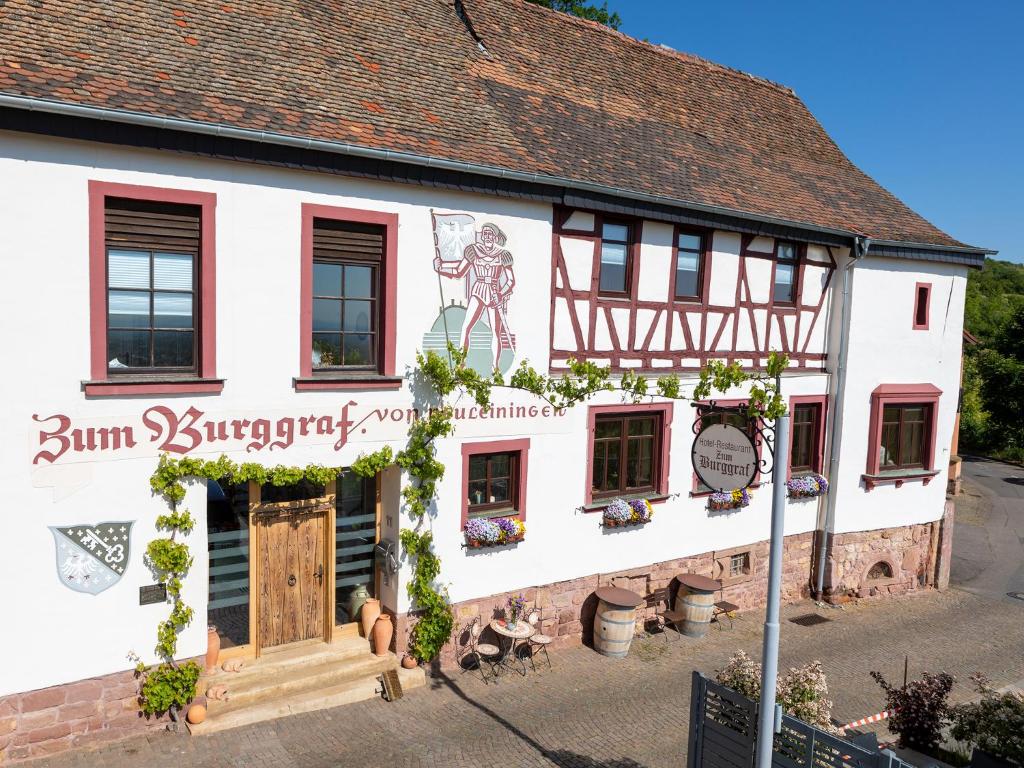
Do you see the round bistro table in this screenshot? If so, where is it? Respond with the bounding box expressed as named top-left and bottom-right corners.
top-left (675, 574), bottom-right (722, 638)
top-left (593, 586), bottom-right (644, 658)
top-left (489, 619), bottom-right (535, 677)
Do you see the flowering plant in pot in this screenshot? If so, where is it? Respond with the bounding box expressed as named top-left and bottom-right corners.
top-left (708, 488), bottom-right (751, 511)
top-left (464, 516), bottom-right (525, 548)
top-left (495, 516), bottom-right (525, 544)
top-left (787, 473), bottom-right (828, 500)
top-left (464, 518), bottom-right (501, 548)
top-left (602, 498), bottom-right (653, 527)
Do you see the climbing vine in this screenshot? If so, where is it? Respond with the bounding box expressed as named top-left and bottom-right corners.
top-left (353, 345), bottom-right (790, 664)
top-left (137, 455), bottom-right (355, 715)
top-left (137, 345), bottom-right (791, 689)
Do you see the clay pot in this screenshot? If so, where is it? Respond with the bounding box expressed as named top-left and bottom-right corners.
top-left (205, 625), bottom-right (221, 674)
top-left (360, 598), bottom-right (381, 639)
top-left (401, 654), bottom-right (418, 670)
top-left (372, 613), bottom-right (394, 657)
top-left (186, 696), bottom-right (208, 725)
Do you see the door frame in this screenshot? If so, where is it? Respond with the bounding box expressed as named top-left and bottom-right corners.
top-left (214, 474), bottom-right (380, 661)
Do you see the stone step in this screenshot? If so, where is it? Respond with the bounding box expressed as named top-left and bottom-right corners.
top-left (200, 635), bottom-right (370, 691)
top-left (204, 651), bottom-right (394, 710)
top-left (187, 655), bottom-right (425, 736)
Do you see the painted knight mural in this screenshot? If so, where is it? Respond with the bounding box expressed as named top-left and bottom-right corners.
top-left (426, 212), bottom-right (517, 374)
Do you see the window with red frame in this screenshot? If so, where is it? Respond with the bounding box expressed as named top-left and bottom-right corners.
top-left (879, 404), bottom-right (931, 470)
top-left (773, 241), bottom-right (799, 303)
top-left (311, 219), bottom-right (383, 371)
top-left (674, 230), bottom-right (704, 299)
top-left (598, 220), bottom-right (632, 295)
top-left (104, 199), bottom-right (200, 373)
top-left (466, 451), bottom-right (521, 517)
top-left (790, 403), bottom-right (822, 474)
top-left (913, 284), bottom-right (930, 329)
top-left (591, 413), bottom-right (662, 498)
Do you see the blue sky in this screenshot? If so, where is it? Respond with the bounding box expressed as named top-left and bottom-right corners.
top-left (606, 1), bottom-right (1023, 263)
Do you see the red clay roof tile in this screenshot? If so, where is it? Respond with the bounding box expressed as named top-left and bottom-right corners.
top-left (0, 0), bottom-right (966, 247)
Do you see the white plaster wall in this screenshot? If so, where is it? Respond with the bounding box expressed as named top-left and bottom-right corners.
top-left (830, 256), bottom-right (967, 534)
top-left (427, 373), bottom-right (831, 606)
top-left (0, 131), bottom-right (554, 695)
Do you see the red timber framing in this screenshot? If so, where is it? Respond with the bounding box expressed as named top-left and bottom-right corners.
top-left (548, 206), bottom-right (837, 373)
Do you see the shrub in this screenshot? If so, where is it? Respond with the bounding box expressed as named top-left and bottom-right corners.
top-left (950, 674), bottom-right (1024, 765)
top-left (715, 651), bottom-right (837, 732)
top-left (871, 670), bottom-right (954, 752)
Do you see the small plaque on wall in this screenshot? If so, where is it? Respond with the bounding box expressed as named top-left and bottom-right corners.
top-left (139, 583), bottom-right (167, 605)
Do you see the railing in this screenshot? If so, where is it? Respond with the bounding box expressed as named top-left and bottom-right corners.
top-left (688, 672), bottom-right (916, 768)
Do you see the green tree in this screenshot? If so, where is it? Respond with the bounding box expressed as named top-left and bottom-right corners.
top-left (964, 258), bottom-right (1024, 344)
top-left (526, 0), bottom-right (622, 29)
top-left (975, 304), bottom-right (1024, 456)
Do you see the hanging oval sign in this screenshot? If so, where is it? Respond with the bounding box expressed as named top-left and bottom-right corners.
top-left (691, 423), bottom-right (758, 492)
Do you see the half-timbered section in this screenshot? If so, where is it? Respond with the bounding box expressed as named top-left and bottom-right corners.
top-left (551, 208), bottom-right (838, 372)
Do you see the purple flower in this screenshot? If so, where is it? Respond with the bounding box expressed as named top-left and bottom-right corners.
top-left (604, 499), bottom-right (632, 522)
top-left (495, 516), bottom-right (519, 541)
top-left (464, 518), bottom-right (500, 544)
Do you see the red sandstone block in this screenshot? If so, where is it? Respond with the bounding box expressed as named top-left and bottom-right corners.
top-left (0, 716), bottom-right (16, 738)
top-left (62, 681), bottom-right (104, 704)
top-left (19, 721), bottom-right (71, 745)
top-left (18, 709), bottom-right (57, 731)
top-left (20, 688), bottom-right (64, 712)
top-left (8, 745), bottom-right (30, 761)
top-left (104, 682), bottom-right (139, 701)
top-left (0, 696), bottom-right (17, 719)
top-left (28, 735), bottom-right (74, 757)
top-left (58, 701), bottom-right (99, 722)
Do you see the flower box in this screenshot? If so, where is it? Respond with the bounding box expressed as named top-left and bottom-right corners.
top-left (602, 498), bottom-right (653, 528)
top-left (708, 488), bottom-right (751, 512)
top-left (787, 473), bottom-right (828, 500)
top-left (464, 515), bottom-right (525, 549)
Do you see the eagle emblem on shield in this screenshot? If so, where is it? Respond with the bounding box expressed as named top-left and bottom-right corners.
top-left (49, 522), bottom-right (133, 595)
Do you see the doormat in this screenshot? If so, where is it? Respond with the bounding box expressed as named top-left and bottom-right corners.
top-left (378, 669), bottom-right (404, 702)
top-left (789, 613), bottom-right (832, 627)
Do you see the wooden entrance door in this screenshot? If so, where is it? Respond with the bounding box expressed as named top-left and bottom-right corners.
top-left (257, 505), bottom-right (326, 648)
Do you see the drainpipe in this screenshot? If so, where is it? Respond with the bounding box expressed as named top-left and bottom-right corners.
top-left (813, 235), bottom-right (870, 599)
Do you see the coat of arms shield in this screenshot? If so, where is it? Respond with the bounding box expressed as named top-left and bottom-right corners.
top-left (49, 521), bottom-right (134, 595)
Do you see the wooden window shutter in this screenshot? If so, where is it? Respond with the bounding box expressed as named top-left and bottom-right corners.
top-left (313, 219), bottom-right (384, 262)
top-left (105, 198), bottom-right (201, 253)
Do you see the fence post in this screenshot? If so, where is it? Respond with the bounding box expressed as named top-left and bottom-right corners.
top-left (688, 671), bottom-right (705, 768)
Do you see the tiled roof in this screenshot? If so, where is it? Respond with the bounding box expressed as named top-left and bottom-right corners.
top-left (0, 0), bottom-right (968, 248)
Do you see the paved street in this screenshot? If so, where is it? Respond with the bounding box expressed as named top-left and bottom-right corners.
top-left (953, 456), bottom-right (1024, 601)
top-left (31, 586), bottom-right (1024, 768)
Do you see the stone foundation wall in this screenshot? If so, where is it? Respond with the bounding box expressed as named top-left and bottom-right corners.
top-left (0, 667), bottom-right (159, 763)
top-left (397, 532), bottom-right (817, 670)
top-left (823, 510), bottom-right (952, 602)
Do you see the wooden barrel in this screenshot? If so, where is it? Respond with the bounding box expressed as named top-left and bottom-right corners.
top-left (593, 598), bottom-right (637, 658)
top-left (677, 583), bottom-right (716, 638)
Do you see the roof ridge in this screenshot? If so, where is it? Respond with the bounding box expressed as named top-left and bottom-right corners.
top-left (503, 0), bottom-right (796, 96)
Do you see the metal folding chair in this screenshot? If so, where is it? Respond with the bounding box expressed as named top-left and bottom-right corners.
top-left (648, 587), bottom-right (685, 641)
top-left (525, 611), bottom-right (553, 671)
top-left (465, 618), bottom-right (501, 683)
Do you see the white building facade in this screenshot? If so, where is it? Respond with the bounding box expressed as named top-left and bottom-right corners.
top-left (0, 0), bottom-right (987, 760)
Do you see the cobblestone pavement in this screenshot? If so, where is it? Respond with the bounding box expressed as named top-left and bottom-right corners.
top-left (29, 588), bottom-right (1024, 768)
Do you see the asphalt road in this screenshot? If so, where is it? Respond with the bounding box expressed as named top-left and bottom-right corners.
top-left (953, 455), bottom-right (1024, 603)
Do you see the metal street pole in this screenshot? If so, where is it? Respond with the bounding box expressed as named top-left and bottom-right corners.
top-left (755, 399), bottom-right (790, 768)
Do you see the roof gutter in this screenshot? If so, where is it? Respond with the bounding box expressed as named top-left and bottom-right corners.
top-left (812, 235), bottom-right (869, 600)
top-left (0, 92), bottom-right (872, 245)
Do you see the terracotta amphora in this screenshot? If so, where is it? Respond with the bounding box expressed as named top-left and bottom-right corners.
top-left (360, 598), bottom-right (381, 639)
top-left (372, 613), bottom-right (394, 657)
